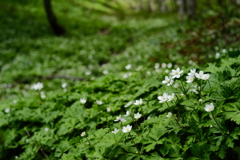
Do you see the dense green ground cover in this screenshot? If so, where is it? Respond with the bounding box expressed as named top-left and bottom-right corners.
top-left (1, 0), bottom-right (240, 159)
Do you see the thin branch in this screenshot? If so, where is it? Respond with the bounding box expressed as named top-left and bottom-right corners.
top-left (25, 129), bottom-right (50, 160)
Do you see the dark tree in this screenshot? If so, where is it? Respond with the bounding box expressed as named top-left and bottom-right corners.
top-left (43, 0), bottom-right (65, 35)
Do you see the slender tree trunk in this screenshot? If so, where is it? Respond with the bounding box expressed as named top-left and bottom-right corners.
top-left (177, 0), bottom-right (185, 22)
top-left (186, 0), bottom-right (196, 20)
top-left (156, 0), bottom-right (167, 13)
top-left (148, 0), bottom-right (155, 12)
top-left (43, 0), bottom-right (65, 35)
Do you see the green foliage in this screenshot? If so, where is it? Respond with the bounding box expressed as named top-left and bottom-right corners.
top-left (1, 1), bottom-right (240, 159)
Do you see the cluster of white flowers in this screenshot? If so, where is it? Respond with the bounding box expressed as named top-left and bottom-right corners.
top-left (123, 72), bottom-right (132, 79)
top-left (114, 115), bottom-right (126, 122)
top-left (186, 69), bottom-right (210, 83)
top-left (134, 99), bottom-right (143, 105)
top-left (158, 93), bottom-right (175, 103)
top-left (111, 125), bottom-right (132, 134)
top-left (161, 68), bottom-right (184, 86)
top-left (31, 82), bottom-right (43, 90)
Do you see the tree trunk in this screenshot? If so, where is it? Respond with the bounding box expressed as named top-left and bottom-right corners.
top-left (156, 0), bottom-right (167, 13)
top-left (186, 0), bottom-right (196, 20)
top-left (43, 0), bottom-right (65, 36)
top-left (148, 0), bottom-right (155, 12)
top-left (177, 0), bottom-right (185, 22)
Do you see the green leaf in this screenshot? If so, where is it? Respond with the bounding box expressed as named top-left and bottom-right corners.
top-left (224, 103), bottom-right (240, 124)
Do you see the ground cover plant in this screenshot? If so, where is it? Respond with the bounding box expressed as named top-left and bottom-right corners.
top-left (1, 0), bottom-right (240, 159)
top-left (1, 51), bottom-right (240, 160)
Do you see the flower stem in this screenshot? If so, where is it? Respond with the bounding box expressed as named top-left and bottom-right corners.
top-left (211, 112), bottom-right (226, 135)
top-left (85, 137), bottom-right (92, 146)
top-left (129, 133), bottom-right (140, 156)
top-left (166, 102), bottom-right (182, 128)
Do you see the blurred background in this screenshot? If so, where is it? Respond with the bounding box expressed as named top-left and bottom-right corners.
top-left (0, 0), bottom-right (240, 100)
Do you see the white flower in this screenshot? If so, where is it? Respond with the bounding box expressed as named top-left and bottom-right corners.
top-left (124, 101), bottom-right (133, 108)
top-left (165, 69), bottom-right (169, 73)
top-left (202, 74), bottom-right (210, 80)
top-left (125, 111), bottom-right (131, 116)
top-left (215, 52), bottom-right (220, 59)
top-left (5, 107), bottom-right (10, 113)
top-left (167, 63), bottom-right (172, 68)
top-left (195, 71), bottom-right (204, 79)
top-left (155, 68), bottom-right (161, 73)
top-left (44, 127), bottom-right (49, 132)
top-left (85, 71), bottom-right (91, 75)
top-left (114, 115), bottom-right (126, 122)
top-left (106, 107), bottom-right (111, 112)
top-left (161, 62), bottom-right (167, 68)
top-left (188, 69), bottom-right (196, 77)
top-left (31, 82), bottom-right (43, 90)
top-left (96, 100), bottom-right (103, 105)
top-left (166, 112), bottom-right (172, 118)
top-left (162, 76), bottom-right (172, 84)
top-left (40, 91), bottom-right (46, 99)
top-left (15, 156), bottom-right (19, 159)
top-left (61, 83), bottom-right (67, 88)
top-left (158, 93), bottom-right (168, 103)
top-left (222, 49), bottom-right (227, 53)
top-left (189, 88), bottom-right (198, 93)
top-left (120, 118), bottom-right (126, 122)
top-left (80, 98), bottom-right (87, 104)
top-left (195, 71), bottom-right (210, 80)
top-left (13, 100), bottom-right (17, 104)
top-left (134, 112), bottom-right (142, 119)
top-left (81, 131), bottom-right (86, 137)
top-left (170, 68), bottom-right (183, 79)
top-left (173, 83), bottom-right (179, 88)
top-left (123, 73), bottom-right (132, 79)
top-left (112, 128), bottom-right (120, 134)
top-left (199, 99), bottom-right (203, 102)
top-left (147, 116), bottom-right (151, 119)
top-left (103, 70), bottom-right (109, 74)
top-left (167, 93), bottom-right (175, 102)
top-left (122, 125), bottom-right (132, 133)
top-left (186, 75), bottom-right (194, 83)
top-left (146, 71), bottom-right (151, 75)
top-left (125, 64), bottom-right (132, 70)
top-left (204, 103), bottom-right (214, 112)
top-left (154, 63), bottom-right (159, 69)
top-left (134, 99), bottom-right (143, 105)
top-left (136, 66), bottom-right (142, 71)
